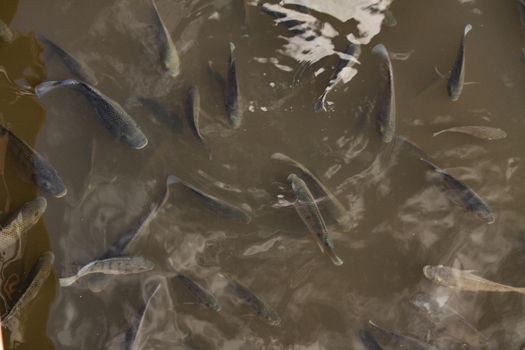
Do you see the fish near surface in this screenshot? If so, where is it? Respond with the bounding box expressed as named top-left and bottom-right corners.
top-left (372, 44), bottom-right (396, 143)
top-left (0, 19), bottom-right (13, 43)
top-left (0, 197), bottom-right (46, 251)
top-left (433, 126), bottom-right (507, 140)
top-left (35, 79), bottom-right (148, 149)
top-left (0, 125), bottom-right (67, 197)
top-left (151, 0), bottom-right (180, 78)
top-left (447, 24), bottom-right (472, 101)
top-left (367, 320), bottom-right (437, 350)
top-left (226, 42), bottom-right (242, 128)
top-left (288, 173), bottom-right (343, 266)
top-left (173, 273), bottom-right (221, 311)
top-left (423, 265), bottom-right (525, 294)
top-left (187, 86), bottom-right (205, 143)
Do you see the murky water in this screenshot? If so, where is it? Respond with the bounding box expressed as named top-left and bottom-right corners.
top-left (1, 0), bottom-right (525, 349)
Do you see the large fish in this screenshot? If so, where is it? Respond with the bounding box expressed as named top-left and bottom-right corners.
top-left (288, 173), bottom-right (343, 266)
top-left (125, 282), bottom-right (161, 350)
top-left (423, 265), bottom-right (525, 294)
top-left (226, 42), bottom-right (241, 128)
top-left (187, 86), bottom-right (205, 143)
top-left (59, 256), bottom-right (154, 287)
top-left (421, 158), bottom-right (495, 224)
top-left (0, 19), bottom-right (13, 43)
top-left (35, 79), bottom-right (148, 149)
top-left (447, 24), bottom-right (472, 101)
top-left (314, 43), bottom-right (361, 112)
top-left (0, 197), bottom-right (46, 251)
top-left (367, 321), bottom-right (436, 350)
top-left (3, 252), bottom-right (54, 332)
top-left (36, 33), bottom-right (98, 85)
top-left (151, 0), bottom-right (180, 78)
top-left (0, 125), bottom-right (67, 197)
top-left (372, 44), bottom-right (396, 143)
top-left (173, 273), bottom-right (220, 311)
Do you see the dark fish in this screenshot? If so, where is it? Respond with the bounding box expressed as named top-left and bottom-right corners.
top-left (288, 173), bottom-right (343, 266)
top-left (447, 24), bottom-right (472, 101)
top-left (0, 19), bottom-right (13, 43)
top-left (368, 320), bottom-right (436, 350)
top-left (135, 96), bottom-right (181, 131)
top-left (315, 43), bottom-right (361, 112)
top-left (0, 197), bottom-right (47, 251)
top-left (421, 158), bottom-right (495, 224)
top-left (35, 79), bottom-right (148, 149)
top-left (433, 126), bottom-right (507, 140)
top-left (372, 44), bottom-right (396, 143)
top-left (226, 42), bottom-right (241, 128)
top-left (3, 252), bottom-right (54, 333)
top-left (221, 273), bottom-right (281, 326)
top-left (0, 125), bottom-right (67, 197)
top-left (187, 86), bottom-right (205, 143)
top-left (151, 0), bottom-right (180, 77)
top-left (359, 329), bottom-right (384, 350)
top-left (36, 33), bottom-right (98, 85)
top-left (125, 282), bottom-right (161, 350)
top-left (174, 273), bottom-right (221, 311)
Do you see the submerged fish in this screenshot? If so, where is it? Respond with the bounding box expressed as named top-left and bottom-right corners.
top-left (368, 320), bottom-right (436, 350)
top-left (125, 283), bottom-right (161, 350)
top-left (0, 125), bottom-right (67, 197)
top-left (314, 43), bottom-right (361, 112)
top-left (174, 273), bottom-right (220, 311)
top-left (59, 256), bottom-right (155, 287)
top-left (151, 0), bottom-right (180, 77)
top-left (36, 33), bottom-right (98, 85)
top-left (447, 24), bottom-right (472, 101)
top-left (0, 19), bottom-right (13, 43)
top-left (433, 126), bottom-right (507, 140)
top-left (288, 173), bottom-right (343, 266)
top-left (226, 42), bottom-right (241, 128)
top-left (383, 9), bottom-right (397, 27)
top-left (0, 197), bottom-right (46, 251)
top-left (221, 273), bottom-right (281, 326)
top-left (271, 152), bottom-right (351, 232)
top-left (3, 252), bottom-right (54, 332)
top-left (423, 265), bottom-right (525, 294)
top-left (35, 79), bottom-right (148, 149)
top-left (187, 86), bottom-right (205, 143)
top-left (372, 44), bottom-right (396, 143)
top-left (421, 158), bottom-right (495, 224)
top-left (358, 329), bottom-right (384, 350)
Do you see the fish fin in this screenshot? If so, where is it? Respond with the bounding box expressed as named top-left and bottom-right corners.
top-left (35, 79), bottom-right (78, 97)
top-left (433, 130), bottom-right (445, 137)
top-left (59, 275), bottom-right (78, 287)
top-left (434, 66), bottom-right (448, 80)
top-left (314, 94), bottom-right (327, 112)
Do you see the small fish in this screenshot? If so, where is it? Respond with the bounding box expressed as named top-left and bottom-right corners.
top-left (421, 158), bottom-right (495, 224)
top-left (59, 256), bottom-right (155, 287)
top-left (368, 320), bottom-right (436, 350)
top-left (447, 24), bottom-right (472, 101)
top-left (372, 44), bottom-right (396, 143)
top-left (0, 197), bottom-right (46, 251)
top-left (271, 152), bottom-right (351, 232)
top-left (125, 283), bottom-right (161, 350)
top-left (221, 273), bottom-right (281, 326)
top-left (433, 126), bottom-right (507, 140)
top-left (288, 173), bottom-right (343, 266)
top-left (358, 329), bottom-right (384, 350)
top-left (0, 19), bottom-right (13, 43)
top-left (0, 125), bottom-right (67, 197)
top-left (3, 252), bottom-right (54, 332)
top-left (174, 273), bottom-right (221, 311)
top-left (187, 86), bottom-right (204, 143)
top-left (315, 43), bottom-right (361, 112)
top-left (151, 0), bottom-right (180, 77)
top-left (226, 42), bottom-right (242, 128)
top-left (423, 265), bottom-right (525, 294)
top-left (35, 79), bottom-right (148, 149)
top-left (36, 33), bottom-right (98, 85)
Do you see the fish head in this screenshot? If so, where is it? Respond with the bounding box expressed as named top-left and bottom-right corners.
top-left (474, 209), bottom-right (495, 225)
top-left (20, 196), bottom-right (47, 227)
top-left (36, 163), bottom-right (67, 198)
top-left (122, 128), bottom-right (148, 150)
top-left (140, 258), bottom-right (156, 271)
top-left (287, 173), bottom-right (300, 188)
top-left (265, 309), bottom-right (282, 326)
top-left (423, 265), bottom-right (441, 282)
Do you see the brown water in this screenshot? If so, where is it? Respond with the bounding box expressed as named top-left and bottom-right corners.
top-left (1, 0), bottom-right (525, 349)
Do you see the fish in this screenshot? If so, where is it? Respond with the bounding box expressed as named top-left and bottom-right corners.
top-left (314, 43), bottom-right (361, 112)
top-left (383, 9), bottom-right (397, 27)
top-left (151, 0), bottom-right (180, 78)
top-left (423, 265), bottom-right (525, 294)
top-left (372, 44), bottom-right (396, 143)
top-left (367, 321), bottom-right (437, 350)
top-left (3, 252), bottom-right (54, 332)
top-left (125, 283), bottom-right (161, 350)
top-left (171, 175), bottom-right (252, 224)
top-left (59, 256), bottom-right (155, 287)
top-left (35, 79), bottom-right (148, 149)
top-left (226, 42), bottom-right (241, 128)
top-left (36, 33), bottom-right (98, 85)
top-left (288, 173), bottom-right (343, 266)
top-left (187, 86), bottom-right (205, 143)
top-left (447, 24), bottom-right (472, 101)
top-left (271, 152), bottom-right (351, 232)
top-left (0, 197), bottom-right (46, 251)
top-left (421, 158), bottom-right (495, 224)
top-left (433, 126), bottom-right (507, 140)
top-left (221, 273), bottom-right (281, 326)
top-left (358, 329), bottom-right (384, 350)
top-left (174, 273), bottom-right (221, 311)
top-left (0, 19), bottom-right (13, 43)
top-left (0, 125), bottom-right (67, 198)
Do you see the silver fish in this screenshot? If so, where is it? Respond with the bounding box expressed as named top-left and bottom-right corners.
top-left (174, 273), bottom-right (221, 311)
top-left (0, 197), bottom-right (46, 251)
top-left (226, 42), bottom-right (241, 128)
top-left (187, 86), bottom-right (204, 143)
top-left (372, 44), bottom-right (396, 143)
top-left (447, 24), bottom-right (472, 101)
top-left (125, 283), bottom-right (162, 350)
top-left (421, 158), bottom-right (495, 224)
top-left (433, 126), bottom-right (507, 140)
top-left (288, 173), bottom-right (343, 266)
top-left (315, 43), bottom-right (361, 112)
top-left (3, 252), bottom-right (54, 332)
top-left (368, 321), bottom-right (436, 350)
top-left (35, 79), bottom-right (148, 149)
top-left (151, 0), bottom-right (180, 78)
top-left (59, 256), bottom-right (155, 287)
top-left (271, 152), bottom-right (351, 232)
top-left (423, 265), bottom-right (525, 294)
top-left (0, 125), bottom-right (67, 197)
top-left (0, 19), bottom-right (13, 43)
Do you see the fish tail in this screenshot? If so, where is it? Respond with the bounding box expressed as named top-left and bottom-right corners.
top-left (59, 275), bottom-right (78, 287)
top-left (514, 287), bottom-right (525, 294)
top-left (314, 93), bottom-right (327, 112)
top-left (35, 79), bottom-right (79, 97)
